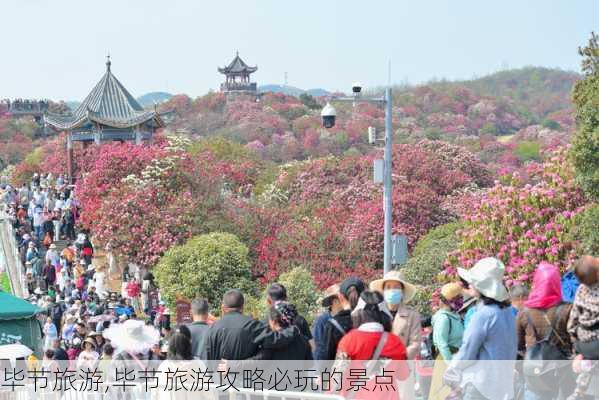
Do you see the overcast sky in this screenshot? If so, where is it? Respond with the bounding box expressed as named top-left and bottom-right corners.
top-left (1, 0), bottom-right (596, 100)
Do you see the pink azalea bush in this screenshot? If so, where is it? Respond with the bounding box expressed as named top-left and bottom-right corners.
top-left (443, 147), bottom-right (587, 286)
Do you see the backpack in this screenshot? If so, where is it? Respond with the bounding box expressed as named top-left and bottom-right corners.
top-left (522, 305), bottom-right (569, 393)
top-left (328, 318), bottom-right (347, 336)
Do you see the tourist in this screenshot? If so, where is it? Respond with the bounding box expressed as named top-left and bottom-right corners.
top-left (445, 257), bottom-right (517, 400)
top-left (510, 284), bottom-right (529, 315)
top-left (125, 278), bottom-right (141, 313)
top-left (205, 289), bottom-right (265, 360)
top-left (322, 277), bottom-right (365, 360)
top-left (76, 337), bottom-right (99, 370)
top-left (568, 256), bottom-right (599, 365)
top-left (429, 282), bottom-right (466, 400)
top-left (100, 343), bottom-right (114, 361)
top-left (89, 331), bottom-right (105, 355)
top-left (52, 207), bottom-right (62, 241)
top-left (187, 298), bottom-right (210, 360)
top-left (516, 262), bottom-right (573, 399)
top-left (103, 319), bottom-right (160, 371)
top-left (43, 316), bottom-right (58, 350)
top-left (312, 284), bottom-right (337, 360)
top-left (333, 290), bottom-right (409, 400)
top-left (45, 243), bottom-right (59, 266)
top-left (41, 261), bottom-right (56, 291)
top-left (265, 283), bottom-right (313, 345)
top-left (370, 270), bottom-right (421, 400)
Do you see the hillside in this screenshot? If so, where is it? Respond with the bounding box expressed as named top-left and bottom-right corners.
top-left (0, 67), bottom-right (579, 174)
top-left (137, 92), bottom-right (173, 107)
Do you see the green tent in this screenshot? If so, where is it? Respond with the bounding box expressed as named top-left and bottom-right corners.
top-left (0, 291), bottom-right (43, 355)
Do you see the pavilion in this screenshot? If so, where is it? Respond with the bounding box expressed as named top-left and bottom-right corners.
top-left (45, 57), bottom-right (164, 182)
top-left (218, 52), bottom-right (258, 94)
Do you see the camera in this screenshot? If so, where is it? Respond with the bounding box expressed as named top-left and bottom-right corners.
top-left (352, 82), bottom-right (362, 94)
top-left (321, 102), bottom-right (337, 128)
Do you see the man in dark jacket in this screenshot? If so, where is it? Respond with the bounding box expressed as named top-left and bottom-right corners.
top-left (265, 283), bottom-right (313, 346)
top-left (205, 290), bottom-right (265, 360)
top-left (187, 298), bottom-right (211, 359)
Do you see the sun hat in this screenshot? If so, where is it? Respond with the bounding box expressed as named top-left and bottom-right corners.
top-left (82, 337), bottom-right (96, 349)
top-left (49, 243), bottom-right (56, 249)
top-left (457, 257), bottom-right (509, 302)
top-left (441, 282), bottom-right (463, 301)
top-left (102, 319), bottom-right (160, 354)
top-left (321, 284), bottom-right (340, 307)
top-left (28, 242), bottom-right (35, 248)
top-left (369, 270), bottom-right (417, 304)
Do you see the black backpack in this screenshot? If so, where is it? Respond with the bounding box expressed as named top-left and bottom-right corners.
top-left (522, 305), bottom-right (569, 393)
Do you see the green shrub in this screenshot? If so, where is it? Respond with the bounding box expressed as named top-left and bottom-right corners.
top-left (571, 34), bottom-right (599, 201)
top-left (253, 267), bottom-right (321, 325)
top-left (541, 119), bottom-right (561, 130)
top-left (154, 232), bottom-right (256, 310)
top-left (402, 222), bottom-right (461, 315)
top-left (515, 141), bottom-right (541, 162)
top-left (572, 203), bottom-right (599, 256)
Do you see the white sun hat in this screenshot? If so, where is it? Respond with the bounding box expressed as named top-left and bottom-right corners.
top-left (102, 319), bottom-right (160, 354)
top-left (457, 257), bottom-right (509, 302)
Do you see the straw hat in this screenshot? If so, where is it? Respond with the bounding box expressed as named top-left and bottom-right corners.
top-left (369, 270), bottom-right (417, 304)
top-left (49, 243), bottom-right (57, 250)
top-left (102, 320), bottom-right (160, 354)
top-left (441, 282), bottom-right (463, 301)
top-left (457, 257), bottom-right (509, 302)
top-left (321, 284), bottom-right (340, 307)
top-left (82, 337), bottom-right (96, 349)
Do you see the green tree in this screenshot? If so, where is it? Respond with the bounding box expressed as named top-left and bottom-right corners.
top-left (571, 34), bottom-right (599, 201)
top-left (572, 204), bottom-right (599, 256)
top-left (479, 122), bottom-right (497, 136)
top-left (541, 119), bottom-right (561, 130)
top-left (154, 232), bottom-right (256, 309)
top-left (299, 93), bottom-right (321, 110)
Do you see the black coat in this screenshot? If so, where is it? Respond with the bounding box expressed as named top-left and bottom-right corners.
top-left (205, 311), bottom-right (266, 360)
top-left (322, 309), bottom-right (353, 360)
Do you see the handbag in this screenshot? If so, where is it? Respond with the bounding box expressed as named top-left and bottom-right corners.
top-left (522, 305), bottom-right (569, 393)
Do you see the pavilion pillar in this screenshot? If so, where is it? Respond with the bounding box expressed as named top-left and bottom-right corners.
top-left (135, 127), bottom-right (141, 145)
top-left (94, 129), bottom-right (101, 145)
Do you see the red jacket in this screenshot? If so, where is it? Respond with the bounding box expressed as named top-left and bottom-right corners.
top-left (126, 281), bottom-right (141, 298)
top-left (335, 326), bottom-right (410, 400)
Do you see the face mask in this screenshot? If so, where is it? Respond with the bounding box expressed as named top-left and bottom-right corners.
top-left (448, 296), bottom-right (464, 312)
top-left (384, 289), bottom-right (403, 305)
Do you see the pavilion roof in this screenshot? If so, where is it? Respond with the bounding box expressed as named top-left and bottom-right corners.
top-left (218, 52), bottom-right (257, 75)
top-left (45, 58), bottom-right (162, 130)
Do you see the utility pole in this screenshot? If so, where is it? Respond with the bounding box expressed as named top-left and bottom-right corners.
top-left (321, 84), bottom-right (395, 276)
top-left (383, 87), bottom-right (393, 275)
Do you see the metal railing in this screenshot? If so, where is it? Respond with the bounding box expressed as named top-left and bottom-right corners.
top-left (0, 384), bottom-right (345, 400)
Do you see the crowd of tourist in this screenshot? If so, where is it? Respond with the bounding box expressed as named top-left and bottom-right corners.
top-left (0, 173), bottom-right (598, 400)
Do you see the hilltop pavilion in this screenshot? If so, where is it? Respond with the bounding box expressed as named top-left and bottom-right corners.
top-left (218, 52), bottom-right (258, 94)
top-left (45, 57), bottom-right (164, 182)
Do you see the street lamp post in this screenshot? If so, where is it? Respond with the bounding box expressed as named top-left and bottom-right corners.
top-left (321, 86), bottom-right (394, 276)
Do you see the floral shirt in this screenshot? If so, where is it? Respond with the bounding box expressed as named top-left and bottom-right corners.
top-left (568, 283), bottom-right (599, 343)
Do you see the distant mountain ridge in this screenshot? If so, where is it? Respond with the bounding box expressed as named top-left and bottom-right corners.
top-left (259, 85), bottom-right (330, 97)
top-left (137, 92), bottom-right (173, 107)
